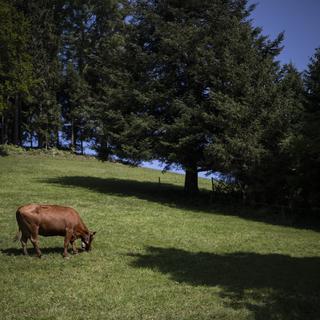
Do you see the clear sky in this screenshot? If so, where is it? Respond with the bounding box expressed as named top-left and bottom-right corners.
top-left (248, 0), bottom-right (320, 71)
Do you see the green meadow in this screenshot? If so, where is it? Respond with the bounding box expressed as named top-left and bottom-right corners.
top-left (0, 153), bottom-right (319, 320)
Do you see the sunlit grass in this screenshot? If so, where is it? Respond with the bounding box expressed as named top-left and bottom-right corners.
top-left (1, 154), bottom-right (320, 320)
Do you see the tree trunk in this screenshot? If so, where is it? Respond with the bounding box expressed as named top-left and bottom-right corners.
top-left (56, 130), bottom-right (60, 148)
top-left (184, 167), bottom-right (199, 194)
top-left (80, 137), bottom-right (84, 155)
top-left (71, 118), bottom-right (76, 151)
top-left (1, 114), bottom-right (4, 145)
top-left (45, 131), bottom-right (48, 150)
top-left (38, 132), bottom-right (42, 148)
top-left (4, 113), bottom-right (8, 144)
top-left (14, 94), bottom-right (21, 146)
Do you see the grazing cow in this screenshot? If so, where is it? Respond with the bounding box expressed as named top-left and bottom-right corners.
top-left (15, 204), bottom-right (96, 258)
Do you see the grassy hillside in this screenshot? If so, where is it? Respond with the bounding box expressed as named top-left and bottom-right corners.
top-left (0, 153), bottom-right (320, 320)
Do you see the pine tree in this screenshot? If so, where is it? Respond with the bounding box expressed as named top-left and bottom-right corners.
top-left (299, 48), bottom-right (320, 207)
top-left (123, 0), bottom-right (286, 194)
top-left (59, 0), bottom-right (96, 151)
top-left (86, 0), bottom-right (155, 162)
top-left (12, 0), bottom-right (65, 148)
top-left (245, 64), bottom-right (305, 205)
top-left (62, 63), bottom-right (93, 153)
top-left (0, 0), bottom-right (34, 145)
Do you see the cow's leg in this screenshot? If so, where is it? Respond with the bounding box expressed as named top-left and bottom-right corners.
top-left (30, 227), bottom-right (41, 258)
top-left (19, 219), bottom-right (31, 256)
top-left (20, 234), bottom-right (29, 256)
top-left (63, 229), bottom-right (73, 258)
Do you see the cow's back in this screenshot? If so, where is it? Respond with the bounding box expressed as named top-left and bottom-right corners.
top-left (17, 204), bottom-right (82, 236)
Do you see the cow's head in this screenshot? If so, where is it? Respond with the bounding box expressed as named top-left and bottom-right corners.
top-left (81, 231), bottom-right (96, 251)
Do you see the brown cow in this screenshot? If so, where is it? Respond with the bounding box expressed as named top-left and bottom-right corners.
top-left (15, 204), bottom-right (96, 258)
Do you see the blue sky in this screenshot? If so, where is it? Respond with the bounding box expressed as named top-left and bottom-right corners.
top-left (249, 0), bottom-right (320, 71)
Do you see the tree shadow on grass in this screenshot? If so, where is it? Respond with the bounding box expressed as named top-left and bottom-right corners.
top-left (43, 176), bottom-right (320, 231)
top-left (128, 246), bottom-right (320, 320)
top-left (44, 176), bottom-right (214, 218)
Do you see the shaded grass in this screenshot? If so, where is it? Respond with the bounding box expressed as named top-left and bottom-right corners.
top-left (129, 247), bottom-right (320, 320)
top-left (44, 175), bottom-right (320, 232)
top-left (0, 154), bottom-right (320, 320)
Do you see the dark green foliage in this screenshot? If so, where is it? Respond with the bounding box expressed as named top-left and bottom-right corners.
top-left (23, 0), bottom-right (64, 148)
top-left (0, 0), bottom-right (34, 145)
top-left (239, 64), bottom-right (305, 205)
top-left (62, 63), bottom-right (93, 153)
top-left (120, 0), bottom-right (286, 193)
top-left (85, 1), bottom-right (156, 162)
top-left (59, 1), bottom-right (96, 151)
top-left (297, 48), bottom-right (320, 207)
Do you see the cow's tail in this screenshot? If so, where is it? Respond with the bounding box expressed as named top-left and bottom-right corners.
top-left (13, 230), bottom-right (21, 242)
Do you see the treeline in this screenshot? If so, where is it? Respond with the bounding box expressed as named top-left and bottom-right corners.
top-left (0, 0), bottom-right (319, 210)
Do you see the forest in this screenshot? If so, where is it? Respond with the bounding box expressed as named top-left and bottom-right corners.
top-left (0, 0), bottom-right (319, 211)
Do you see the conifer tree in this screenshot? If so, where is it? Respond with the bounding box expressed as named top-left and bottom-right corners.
top-left (86, 0), bottom-right (155, 161)
top-left (59, 0), bottom-right (96, 151)
top-left (244, 64), bottom-right (305, 205)
top-left (299, 48), bottom-right (320, 207)
top-left (62, 63), bottom-right (93, 153)
top-left (0, 0), bottom-right (34, 145)
top-left (120, 0), bottom-right (286, 194)
top-left (13, 0), bottom-right (65, 148)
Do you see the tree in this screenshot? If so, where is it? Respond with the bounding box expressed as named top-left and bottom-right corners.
top-left (0, 0), bottom-right (34, 145)
top-left (241, 64), bottom-right (305, 205)
top-left (85, 0), bottom-right (155, 162)
top-left (59, 0), bottom-right (97, 151)
top-left (117, 0), bottom-right (286, 194)
top-left (10, 0), bottom-right (66, 148)
top-left (298, 47), bottom-right (320, 207)
top-left (62, 63), bottom-right (93, 153)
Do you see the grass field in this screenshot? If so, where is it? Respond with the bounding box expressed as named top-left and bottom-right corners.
top-left (0, 152), bottom-right (320, 320)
